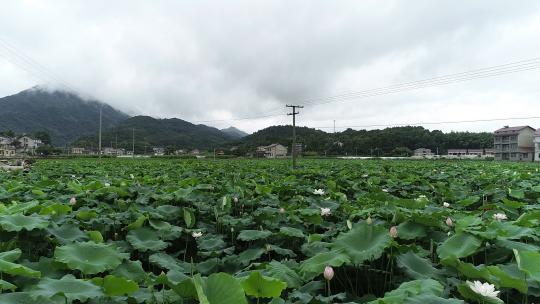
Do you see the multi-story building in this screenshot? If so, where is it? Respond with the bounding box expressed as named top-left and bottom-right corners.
top-left (535, 128), bottom-right (540, 162)
top-left (256, 144), bottom-right (288, 158)
top-left (447, 148), bottom-right (494, 158)
top-left (493, 126), bottom-right (535, 161)
top-left (413, 148), bottom-right (433, 157)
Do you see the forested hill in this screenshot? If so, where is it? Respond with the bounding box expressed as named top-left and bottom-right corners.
top-left (74, 116), bottom-right (236, 152)
top-left (0, 87), bottom-right (128, 145)
top-left (233, 125), bottom-right (494, 156)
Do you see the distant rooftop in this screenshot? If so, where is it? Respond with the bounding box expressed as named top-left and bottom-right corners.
top-left (494, 126), bottom-right (534, 134)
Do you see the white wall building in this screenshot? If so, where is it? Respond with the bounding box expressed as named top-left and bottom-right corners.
top-left (535, 129), bottom-right (540, 162)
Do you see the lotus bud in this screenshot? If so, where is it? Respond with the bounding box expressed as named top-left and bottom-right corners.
top-left (443, 202), bottom-right (450, 208)
top-left (366, 217), bottom-right (373, 225)
top-left (279, 207), bottom-right (285, 214)
top-left (69, 197), bottom-right (77, 205)
top-left (192, 231), bottom-right (203, 238)
top-left (445, 217), bottom-right (453, 227)
top-left (266, 244), bottom-right (271, 251)
top-left (346, 220), bottom-right (352, 230)
top-left (389, 226), bottom-right (398, 238)
top-left (233, 197), bottom-right (239, 203)
top-left (323, 266), bottom-right (334, 281)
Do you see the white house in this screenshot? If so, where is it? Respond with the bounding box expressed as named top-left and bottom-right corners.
top-left (0, 137), bottom-right (13, 146)
top-left (18, 136), bottom-right (42, 153)
top-left (257, 144), bottom-right (288, 158)
top-left (494, 126), bottom-right (535, 161)
top-left (413, 148), bottom-right (433, 157)
top-left (0, 145), bottom-right (16, 157)
top-left (535, 128), bottom-right (540, 162)
top-left (71, 147), bottom-right (86, 155)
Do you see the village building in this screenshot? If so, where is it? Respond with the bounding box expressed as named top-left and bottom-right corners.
top-left (0, 145), bottom-right (16, 157)
top-left (413, 148), bottom-right (433, 157)
top-left (19, 136), bottom-right (42, 152)
top-left (256, 144), bottom-right (288, 158)
top-left (71, 147), bottom-right (86, 155)
top-left (447, 148), bottom-right (494, 157)
top-left (152, 147), bottom-right (165, 156)
top-left (493, 126), bottom-right (535, 161)
top-left (535, 129), bottom-right (540, 162)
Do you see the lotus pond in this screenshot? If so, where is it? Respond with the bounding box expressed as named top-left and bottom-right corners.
top-left (0, 158), bottom-right (539, 303)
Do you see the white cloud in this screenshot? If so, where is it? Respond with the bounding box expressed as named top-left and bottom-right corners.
top-left (1, 0), bottom-right (540, 133)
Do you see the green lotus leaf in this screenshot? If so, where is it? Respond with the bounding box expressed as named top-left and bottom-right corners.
top-left (237, 248), bottom-right (265, 265)
top-left (367, 279), bottom-right (446, 304)
top-left (514, 249), bottom-right (540, 282)
top-left (487, 265), bottom-right (528, 294)
top-left (149, 252), bottom-right (190, 272)
top-left (265, 261), bottom-right (302, 289)
top-left (0, 259), bottom-right (41, 278)
top-left (75, 210), bottom-right (98, 221)
top-left (111, 260), bottom-right (147, 283)
top-left (31, 274), bottom-right (103, 302)
top-left (332, 222), bottom-right (392, 265)
top-left (0, 214), bottom-right (49, 232)
top-left (237, 230), bottom-right (272, 241)
top-left (91, 274), bottom-right (139, 296)
top-left (0, 279), bottom-right (17, 291)
top-left (0, 292), bottom-right (62, 304)
top-left (395, 221), bottom-right (427, 240)
top-left (125, 214), bottom-right (147, 230)
top-left (193, 273), bottom-right (248, 304)
top-left (47, 224), bottom-right (88, 244)
top-left (437, 233), bottom-right (481, 260)
top-left (241, 271), bottom-right (287, 299)
top-left (198, 236), bottom-right (226, 251)
top-left (54, 241), bottom-right (129, 274)
top-left (279, 227), bottom-right (305, 238)
top-left (86, 230), bottom-right (104, 243)
top-left (127, 227), bottom-right (169, 252)
top-left (39, 203), bottom-right (71, 216)
top-left (403, 294), bottom-right (465, 303)
top-left (183, 208), bottom-right (196, 228)
top-left (397, 251), bottom-right (441, 280)
top-left (300, 250), bottom-right (350, 274)
top-left (0, 248), bottom-right (22, 262)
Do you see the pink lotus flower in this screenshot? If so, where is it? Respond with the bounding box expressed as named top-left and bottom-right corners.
top-left (323, 266), bottom-right (334, 281)
top-left (389, 226), bottom-right (398, 238)
top-left (445, 217), bottom-right (453, 227)
top-left (69, 197), bottom-right (77, 205)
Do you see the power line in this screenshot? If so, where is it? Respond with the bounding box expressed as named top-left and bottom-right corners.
top-left (185, 57), bottom-right (540, 123)
top-left (297, 57), bottom-right (540, 106)
top-left (310, 116), bottom-right (540, 130)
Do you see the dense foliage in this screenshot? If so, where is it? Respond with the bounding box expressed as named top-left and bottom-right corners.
top-left (74, 116), bottom-right (236, 152)
top-left (234, 125), bottom-right (493, 156)
top-left (0, 159), bottom-right (538, 303)
top-left (0, 87), bottom-right (128, 146)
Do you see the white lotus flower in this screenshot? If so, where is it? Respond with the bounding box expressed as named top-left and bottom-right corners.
top-left (445, 217), bottom-right (453, 227)
top-left (443, 202), bottom-right (450, 208)
top-left (493, 213), bottom-right (507, 221)
top-left (382, 188), bottom-right (389, 193)
top-left (104, 182), bottom-right (111, 187)
top-left (467, 281), bottom-right (500, 299)
top-left (346, 220), bottom-right (352, 230)
top-left (320, 207), bottom-right (331, 216)
top-left (69, 197), bottom-right (77, 205)
top-left (313, 189), bottom-right (325, 195)
top-left (191, 231), bottom-right (203, 238)
top-left (279, 207), bottom-right (285, 214)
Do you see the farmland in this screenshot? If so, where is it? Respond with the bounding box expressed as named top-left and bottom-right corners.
top-left (0, 158), bottom-right (539, 303)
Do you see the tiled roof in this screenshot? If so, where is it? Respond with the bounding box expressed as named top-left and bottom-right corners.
top-left (494, 126), bottom-right (534, 134)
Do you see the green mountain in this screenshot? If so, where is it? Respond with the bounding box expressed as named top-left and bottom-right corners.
top-left (220, 126), bottom-right (248, 139)
top-left (233, 125), bottom-right (494, 156)
top-left (74, 116), bottom-right (236, 152)
top-left (0, 87), bottom-right (129, 145)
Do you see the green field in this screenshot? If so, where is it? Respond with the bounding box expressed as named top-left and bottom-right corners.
top-left (0, 159), bottom-right (539, 303)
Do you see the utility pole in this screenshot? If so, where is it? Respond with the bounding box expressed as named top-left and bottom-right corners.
top-left (333, 120), bottom-right (336, 134)
top-left (286, 105), bottom-right (304, 168)
top-left (98, 106), bottom-right (102, 159)
top-left (132, 128), bottom-right (135, 157)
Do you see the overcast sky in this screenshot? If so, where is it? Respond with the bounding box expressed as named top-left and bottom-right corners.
top-left (1, 1), bottom-right (540, 134)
